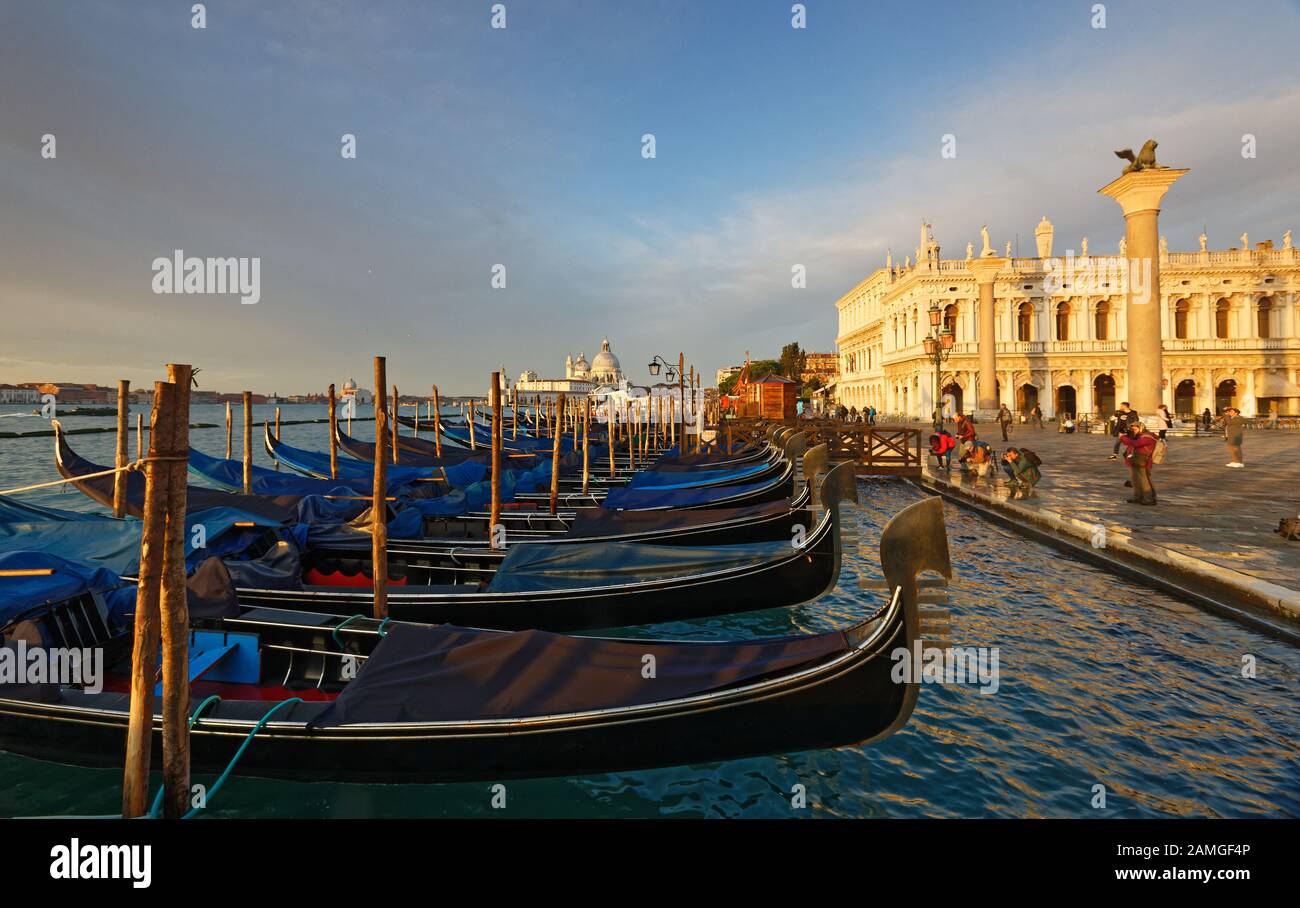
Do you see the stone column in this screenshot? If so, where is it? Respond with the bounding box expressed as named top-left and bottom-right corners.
top-left (1098, 166), bottom-right (1189, 413)
top-left (969, 256), bottom-right (1006, 418)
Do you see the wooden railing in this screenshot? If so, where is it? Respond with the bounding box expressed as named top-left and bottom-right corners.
top-left (729, 418), bottom-right (922, 476)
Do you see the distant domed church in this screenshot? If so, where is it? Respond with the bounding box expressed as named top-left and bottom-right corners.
top-left (564, 338), bottom-right (624, 385)
top-left (516, 337), bottom-right (626, 403)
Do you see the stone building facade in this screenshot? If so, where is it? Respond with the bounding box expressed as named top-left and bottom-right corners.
top-left (835, 220), bottom-right (1300, 419)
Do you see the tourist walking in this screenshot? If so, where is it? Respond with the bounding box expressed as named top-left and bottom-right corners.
top-left (997, 404), bottom-right (1012, 441)
top-left (1148, 404), bottom-right (1171, 464)
top-left (1216, 406), bottom-right (1247, 467)
top-left (1031, 404), bottom-right (1043, 428)
top-left (1109, 401), bottom-right (1137, 460)
top-left (1119, 420), bottom-right (1158, 505)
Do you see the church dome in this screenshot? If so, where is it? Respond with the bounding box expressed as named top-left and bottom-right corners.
top-left (590, 338), bottom-right (620, 377)
top-left (342, 377), bottom-right (357, 393)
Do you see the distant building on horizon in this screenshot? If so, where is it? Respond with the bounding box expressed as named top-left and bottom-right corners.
top-left (0, 383), bottom-right (41, 404)
top-left (516, 337), bottom-right (628, 404)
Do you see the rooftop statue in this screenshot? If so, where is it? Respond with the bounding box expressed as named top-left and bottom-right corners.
top-left (1113, 139), bottom-right (1162, 175)
top-left (979, 225), bottom-right (994, 257)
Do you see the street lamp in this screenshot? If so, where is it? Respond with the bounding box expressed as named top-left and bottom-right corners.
top-left (647, 353), bottom-right (686, 447)
top-left (646, 356), bottom-right (678, 381)
top-left (925, 302), bottom-right (955, 430)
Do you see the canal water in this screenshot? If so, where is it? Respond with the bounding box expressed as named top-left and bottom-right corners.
top-left (1, 405), bottom-right (1297, 817)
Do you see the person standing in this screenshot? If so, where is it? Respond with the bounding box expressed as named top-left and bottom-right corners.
top-left (1031, 404), bottom-right (1043, 428)
top-left (1110, 401), bottom-right (1137, 460)
top-left (1217, 406), bottom-right (1247, 467)
top-left (997, 404), bottom-right (1012, 441)
top-left (956, 411), bottom-right (976, 447)
top-left (1119, 420), bottom-right (1158, 505)
top-left (1201, 407), bottom-right (1213, 431)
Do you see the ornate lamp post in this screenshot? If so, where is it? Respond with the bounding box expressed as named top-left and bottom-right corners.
top-left (923, 302), bottom-right (955, 431)
top-left (647, 353), bottom-right (685, 446)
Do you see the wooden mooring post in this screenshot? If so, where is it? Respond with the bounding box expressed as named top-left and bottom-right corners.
top-left (225, 400), bottom-right (232, 460)
top-left (581, 398), bottom-right (590, 496)
top-left (550, 392), bottom-right (565, 515)
top-left (431, 385), bottom-right (442, 458)
top-left (372, 358), bottom-right (389, 619)
top-left (158, 363), bottom-right (192, 818)
top-left (113, 379), bottom-right (129, 518)
top-left (489, 371), bottom-right (502, 548)
top-left (242, 391), bottom-right (252, 495)
top-left (121, 363), bottom-right (192, 819)
top-left (327, 383), bottom-right (339, 480)
top-left (391, 384), bottom-right (400, 465)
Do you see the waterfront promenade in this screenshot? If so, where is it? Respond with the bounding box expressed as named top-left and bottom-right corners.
top-left (914, 423), bottom-right (1300, 620)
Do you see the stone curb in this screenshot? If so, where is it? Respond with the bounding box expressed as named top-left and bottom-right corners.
top-left (920, 468), bottom-right (1300, 622)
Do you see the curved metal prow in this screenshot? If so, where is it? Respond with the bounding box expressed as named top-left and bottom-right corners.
top-left (866, 495), bottom-right (952, 742)
top-left (803, 443), bottom-right (829, 507)
top-left (782, 430), bottom-right (806, 467)
top-left (817, 460), bottom-right (858, 511)
top-left (881, 495), bottom-right (952, 657)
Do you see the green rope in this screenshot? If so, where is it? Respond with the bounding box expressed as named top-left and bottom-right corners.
top-left (146, 694), bottom-right (224, 818)
top-left (183, 697), bottom-right (303, 819)
top-left (146, 696), bottom-right (303, 819)
top-left (331, 614), bottom-right (366, 648)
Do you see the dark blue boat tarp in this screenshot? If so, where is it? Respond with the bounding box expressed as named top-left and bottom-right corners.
top-left (270, 437), bottom-right (442, 485)
top-left (626, 461), bottom-right (770, 490)
top-left (485, 538), bottom-right (792, 593)
top-left (0, 551), bottom-right (131, 625)
top-left (307, 622), bottom-right (848, 725)
top-left (0, 494), bottom-right (116, 523)
top-left (0, 507), bottom-right (286, 577)
top-left (189, 447), bottom-right (374, 498)
top-left (601, 475), bottom-right (780, 511)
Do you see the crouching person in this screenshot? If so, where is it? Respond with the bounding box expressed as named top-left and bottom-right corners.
top-left (1002, 447), bottom-right (1041, 499)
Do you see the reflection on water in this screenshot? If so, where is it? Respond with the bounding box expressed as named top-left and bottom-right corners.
top-left (1, 410), bottom-right (1297, 817)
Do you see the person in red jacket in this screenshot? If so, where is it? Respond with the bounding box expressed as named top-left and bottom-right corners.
top-left (955, 412), bottom-right (976, 446)
top-left (929, 430), bottom-right (957, 471)
top-left (1118, 420), bottom-right (1158, 505)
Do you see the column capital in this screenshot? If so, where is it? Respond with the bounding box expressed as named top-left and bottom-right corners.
top-left (1097, 168), bottom-right (1189, 217)
top-left (968, 256), bottom-right (1006, 284)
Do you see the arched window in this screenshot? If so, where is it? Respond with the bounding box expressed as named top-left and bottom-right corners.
top-left (1055, 302), bottom-right (1071, 341)
top-left (1095, 301), bottom-right (1110, 340)
top-left (1017, 303), bottom-right (1034, 341)
top-left (943, 303), bottom-right (958, 338)
top-left (1257, 297), bottom-right (1271, 339)
top-left (1215, 299), bottom-right (1231, 338)
top-left (1174, 299), bottom-right (1190, 339)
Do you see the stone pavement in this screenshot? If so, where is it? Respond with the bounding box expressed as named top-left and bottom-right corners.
top-left (918, 423), bottom-right (1300, 596)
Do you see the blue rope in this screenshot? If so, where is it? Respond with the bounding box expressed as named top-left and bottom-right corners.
top-left (377, 617), bottom-right (391, 637)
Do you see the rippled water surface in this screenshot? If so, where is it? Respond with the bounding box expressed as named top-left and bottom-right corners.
top-left (2, 404), bottom-right (1297, 817)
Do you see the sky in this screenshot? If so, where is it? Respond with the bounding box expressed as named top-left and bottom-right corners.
top-left (2, 0), bottom-right (1298, 396)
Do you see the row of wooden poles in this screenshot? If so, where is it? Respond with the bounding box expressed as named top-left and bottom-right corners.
top-left (114, 356), bottom-right (713, 817)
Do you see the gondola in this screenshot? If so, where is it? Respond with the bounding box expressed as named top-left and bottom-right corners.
top-left (263, 424), bottom-right (801, 513)
top-left (46, 427), bottom-right (850, 631)
top-left (49, 425), bottom-right (818, 556)
top-left (0, 497), bottom-right (951, 784)
top-left (232, 460), bottom-right (855, 631)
